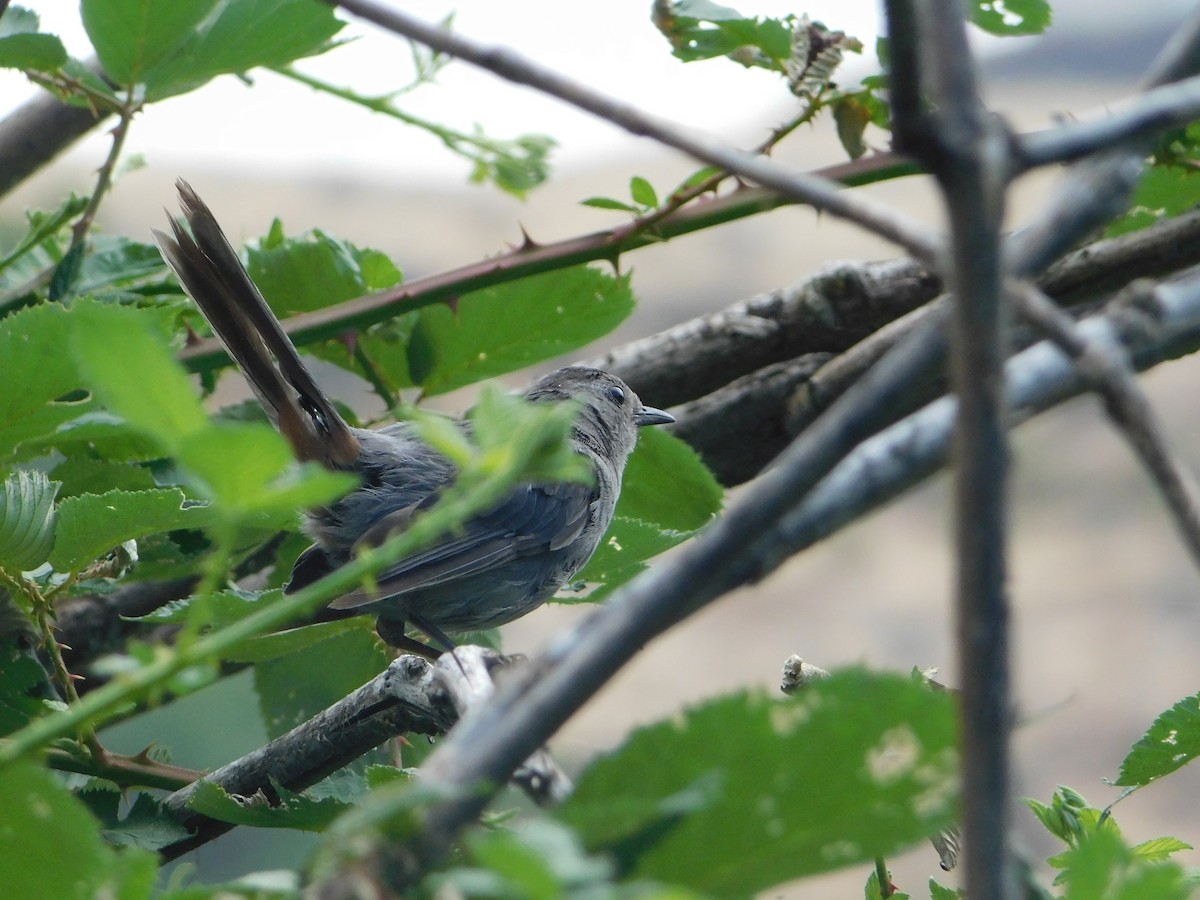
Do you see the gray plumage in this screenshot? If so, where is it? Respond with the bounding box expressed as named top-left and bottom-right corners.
top-left (153, 180), bottom-right (672, 651)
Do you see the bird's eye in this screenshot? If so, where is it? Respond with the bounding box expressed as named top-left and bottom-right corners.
top-left (606, 385), bottom-right (625, 405)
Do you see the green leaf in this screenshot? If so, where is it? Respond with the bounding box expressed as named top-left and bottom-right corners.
top-left (929, 878), bottom-right (964, 899)
top-left (254, 626), bottom-right (389, 738)
top-left (572, 429), bottom-right (721, 600)
top-left (0, 6), bottom-right (68, 70)
top-left (80, 785), bottom-right (192, 851)
top-left (0, 194), bottom-right (87, 276)
top-left (136, 586), bottom-right (270, 627)
top-left (558, 669), bottom-right (958, 895)
top-left (563, 516), bottom-right (671, 602)
top-left (834, 95), bottom-right (872, 160)
top-left (620, 427), bottom-right (722, 532)
top-left (69, 301), bottom-right (207, 450)
top-left (1059, 826), bottom-right (1191, 900)
top-left (0, 638), bottom-right (51, 737)
top-left (246, 227), bottom-right (402, 317)
top-left (1106, 166), bottom-right (1200, 238)
top-left (659, 1), bottom-right (794, 70)
top-left (81, 0), bottom-right (210, 86)
top-left (1116, 691), bottom-right (1200, 786)
top-left (580, 197), bottom-right (639, 213)
top-left (49, 487), bottom-right (213, 572)
top-left (865, 868), bottom-right (910, 899)
top-left (408, 266), bottom-right (636, 395)
top-left (441, 819), bottom-right (615, 898)
top-left (1130, 836), bottom-right (1192, 862)
top-left (968, 0), bottom-right (1052, 36)
top-left (81, 0), bottom-right (344, 100)
top-left (50, 457), bottom-right (158, 498)
top-left (73, 236), bottom-right (175, 300)
top-left (0, 761), bottom-right (117, 899)
top-left (187, 780), bottom-right (348, 831)
top-left (225, 617), bottom-right (370, 664)
top-left (630, 176), bottom-right (659, 209)
top-left (0, 470), bottom-right (59, 571)
top-left (0, 302), bottom-right (95, 463)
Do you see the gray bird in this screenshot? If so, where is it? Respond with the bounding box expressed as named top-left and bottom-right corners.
top-left (154, 181), bottom-right (673, 654)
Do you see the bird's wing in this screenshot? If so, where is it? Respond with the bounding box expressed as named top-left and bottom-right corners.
top-left (325, 479), bottom-right (596, 610)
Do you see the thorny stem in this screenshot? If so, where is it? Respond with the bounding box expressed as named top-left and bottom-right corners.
top-left (69, 105), bottom-right (134, 249)
top-left (0, 570), bottom-right (98, 753)
top-left (874, 857), bottom-right (893, 897)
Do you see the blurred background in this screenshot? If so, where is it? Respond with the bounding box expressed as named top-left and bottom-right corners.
top-left (4, 0), bottom-right (1200, 895)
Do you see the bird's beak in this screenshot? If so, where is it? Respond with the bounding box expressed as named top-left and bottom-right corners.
top-left (635, 406), bottom-right (675, 426)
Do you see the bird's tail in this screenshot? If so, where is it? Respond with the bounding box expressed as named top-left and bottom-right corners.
top-left (153, 180), bottom-right (360, 469)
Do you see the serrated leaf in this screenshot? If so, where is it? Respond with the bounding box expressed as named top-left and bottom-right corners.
top-left (187, 780), bottom-right (348, 831)
top-left (175, 421), bottom-right (356, 519)
top-left (50, 457), bottom-right (157, 498)
top-left (619, 427), bottom-right (722, 532)
top-left (0, 32), bottom-right (67, 70)
top-left (572, 429), bottom-right (721, 600)
top-left (0, 761), bottom-right (114, 899)
top-left (0, 5), bottom-right (67, 70)
top-left (137, 587), bottom-right (270, 627)
top-left (408, 266), bottom-right (635, 395)
top-left (225, 617), bottom-right (369, 664)
top-left (254, 626), bottom-right (389, 738)
top-left (968, 0), bottom-right (1051, 36)
top-left (0, 470), bottom-right (59, 571)
top-left (558, 669), bottom-right (958, 895)
top-left (1130, 835), bottom-right (1192, 861)
top-left (80, 786), bottom-right (192, 851)
top-left (81, 0), bottom-right (343, 101)
top-left (1059, 827), bottom-right (1191, 900)
top-left (49, 487), bottom-right (212, 572)
top-left (0, 638), bottom-right (51, 737)
top-left (246, 228), bottom-right (402, 316)
top-left (0, 194), bottom-right (88, 276)
top-left (0, 302), bottom-right (96, 462)
top-left (1116, 691), bottom-right (1200, 786)
top-left (69, 301), bottom-right (207, 449)
top-left (566, 516), bottom-right (684, 602)
top-left (661, 1), bottom-right (793, 70)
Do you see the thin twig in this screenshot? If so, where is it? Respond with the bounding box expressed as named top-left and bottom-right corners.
top-left (1013, 282), bottom-right (1200, 566)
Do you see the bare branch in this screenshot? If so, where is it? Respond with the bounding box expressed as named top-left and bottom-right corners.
top-left (1013, 283), bottom-right (1200, 568)
top-left (0, 69), bottom-right (111, 199)
top-left (161, 647), bottom-right (567, 860)
top-left (1016, 73), bottom-right (1200, 170)
top-left (1009, 9), bottom-right (1200, 279)
top-left (885, 2), bottom-right (1015, 894)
